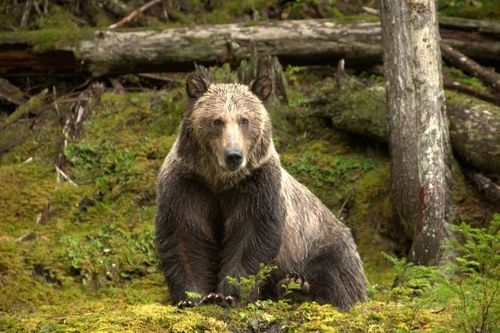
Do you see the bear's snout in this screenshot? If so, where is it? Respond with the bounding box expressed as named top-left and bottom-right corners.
top-left (224, 149), bottom-right (243, 171)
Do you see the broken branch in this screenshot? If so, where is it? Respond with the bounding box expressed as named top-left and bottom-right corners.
top-left (108, 0), bottom-right (161, 29)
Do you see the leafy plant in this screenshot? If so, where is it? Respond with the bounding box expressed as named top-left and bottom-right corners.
top-left (445, 215), bottom-right (500, 333)
top-left (384, 253), bottom-right (449, 328)
top-left (226, 264), bottom-right (277, 304)
top-left (185, 291), bottom-right (203, 302)
top-left (384, 214), bottom-right (500, 332)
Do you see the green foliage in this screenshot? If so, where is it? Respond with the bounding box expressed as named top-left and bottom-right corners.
top-left (1, 63), bottom-right (493, 331)
top-left (384, 254), bottom-right (450, 328)
top-left (385, 254), bottom-right (445, 300)
top-left (445, 215), bottom-right (500, 332)
top-left (384, 214), bottom-right (500, 332)
top-left (232, 299), bottom-right (290, 332)
top-left (226, 264), bottom-right (277, 304)
top-left (62, 224), bottom-right (157, 287)
top-left (185, 291), bottom-right (203, 302)
top-left (65, 142), bottom-right (138, 186)
top-left (287, 151), bottom-right (374, 188)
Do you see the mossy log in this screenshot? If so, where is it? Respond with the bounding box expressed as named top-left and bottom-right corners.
top-left (1, 18), bottom-right (499, 76)
top-left (321, 83), bottom-right (500, 175)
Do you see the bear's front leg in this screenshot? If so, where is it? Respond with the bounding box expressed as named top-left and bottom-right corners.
top-left (217, 162), bottom-right (285, 301)
top-left (156, 176), bottom-right (221, 305)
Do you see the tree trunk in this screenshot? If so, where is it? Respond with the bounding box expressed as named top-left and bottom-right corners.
top-left (0, 18), bottom-right (499, 76)
top-left (381, 0), bottom-right (452, 265)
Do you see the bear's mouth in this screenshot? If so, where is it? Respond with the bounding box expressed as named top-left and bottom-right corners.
top-left (220, 160), bottom-right (247, 172)
top-left (217, 155), bottom-right (246, 172)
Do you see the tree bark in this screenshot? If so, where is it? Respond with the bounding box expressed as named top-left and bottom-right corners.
top-left (381, 0), bottom-right (451, 265)
top-left (0, 19), bottom-right (499, 76)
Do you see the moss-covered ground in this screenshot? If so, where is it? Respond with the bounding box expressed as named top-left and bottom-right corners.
top-left (2, 65), bottom-right (496, 332)
top-left (1, 1), bottom-right (498, 331)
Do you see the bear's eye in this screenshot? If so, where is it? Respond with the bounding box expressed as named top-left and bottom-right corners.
top-left (239, 118), bottom-right (249, 126)
top-left (213, 118), bottom-right (224, 127)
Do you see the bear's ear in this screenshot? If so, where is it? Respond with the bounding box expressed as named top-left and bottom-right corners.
top-left (186, 68), bottom-right (211, 99)
top-left (250, 74), bottom-right (272, 101)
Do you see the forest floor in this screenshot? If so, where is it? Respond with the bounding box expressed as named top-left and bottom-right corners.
top-left (0, 1), bottom-right (499, 332)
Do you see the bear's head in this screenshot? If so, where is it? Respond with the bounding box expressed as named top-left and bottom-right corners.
top-left (182, 70), bottom-right (273, 174)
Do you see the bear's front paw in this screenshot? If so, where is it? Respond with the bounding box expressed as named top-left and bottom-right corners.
top-left (176, 300), bottom-right (196, 308)
top-left (279, 273), bottom-right (310, 301)
top-left (199, 293), bottom-right (236, 307)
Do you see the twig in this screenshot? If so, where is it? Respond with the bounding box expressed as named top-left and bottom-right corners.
top-left (137, 73), bottom-right (180, 84)
top-left (55, 83), bottom-right (105, 171)
top-left (335, 59), bottom-right (349, 86)
top-left (52, 86), bottom-right (61, 121)
top-left (338, 186), bottom-right (356, 218)
top-left (362, 6), bottom-right (379, 16)
top-left (108, 0), bottom-right (161, 29)
top-left (55, 164), bottom-right (77, 186)
top-left (441, 42), bottom-right (500, 93)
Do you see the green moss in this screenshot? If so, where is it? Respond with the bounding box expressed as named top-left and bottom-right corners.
top-left (438, 0), bottom-right (500, 21)
top-left (443, 67), bottom-right (489, 92)
top-left (2, 89), bottom-right (48, 128)
top-left (0, 28), bottom-right (93, 52)
top-left (282, 146), bottom-right (376, 210)
top-left (0, 87), bottom-right (188, 319)
top-left (32, 5), bottom-right (80, 31)
top-left (0, 162), bottom-right (55, 229)
top-left (0, 67), bottom-right (473, 331)
top-left (347, 165), bottom-right (401, 288)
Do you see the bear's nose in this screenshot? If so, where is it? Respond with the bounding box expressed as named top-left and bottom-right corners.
top-left (224, 149), bottom-right (243, 170)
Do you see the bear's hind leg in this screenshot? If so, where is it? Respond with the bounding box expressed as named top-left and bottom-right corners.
top-left (304, 240), bottom-right (368, 311)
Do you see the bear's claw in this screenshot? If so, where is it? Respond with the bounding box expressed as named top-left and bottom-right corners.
top-left (279, 272), bottom-right (310, 297)
top-left (177, 300), bottom-right (195, 308)
top-left (199, 293), bottom-right (236, 307)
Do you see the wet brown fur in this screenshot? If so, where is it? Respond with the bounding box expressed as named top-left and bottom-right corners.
top-left (156, 71), bottom-right (368, 311)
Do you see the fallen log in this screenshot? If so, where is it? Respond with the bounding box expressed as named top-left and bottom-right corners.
top-left (443, 78), bottom-right (500, 106)
top-left (438, 17), bottom-right (500, 34)
top-left (316, 81), bottom-right (500, 174)
top-left (0, 18), bottom-right (499, 76)
top-left (441, 42), bottom-right (500, 93)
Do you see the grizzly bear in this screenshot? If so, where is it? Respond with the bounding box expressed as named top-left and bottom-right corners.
top-left (155, 68), bottom-right (368, 311)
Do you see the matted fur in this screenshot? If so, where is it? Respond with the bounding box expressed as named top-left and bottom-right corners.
top-left (156, 74), bottom-right (368, 311)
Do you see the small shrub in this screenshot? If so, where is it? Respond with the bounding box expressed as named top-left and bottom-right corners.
top-left (226, 263), bottom-right (277, 304)
top-left (384, 253), bottom-right (449, 328)
top-left (445, 215), bottom-right (499, 333)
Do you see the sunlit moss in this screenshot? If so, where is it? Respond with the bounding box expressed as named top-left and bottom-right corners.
top-left (0, 67), bottom-right (478, 332)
